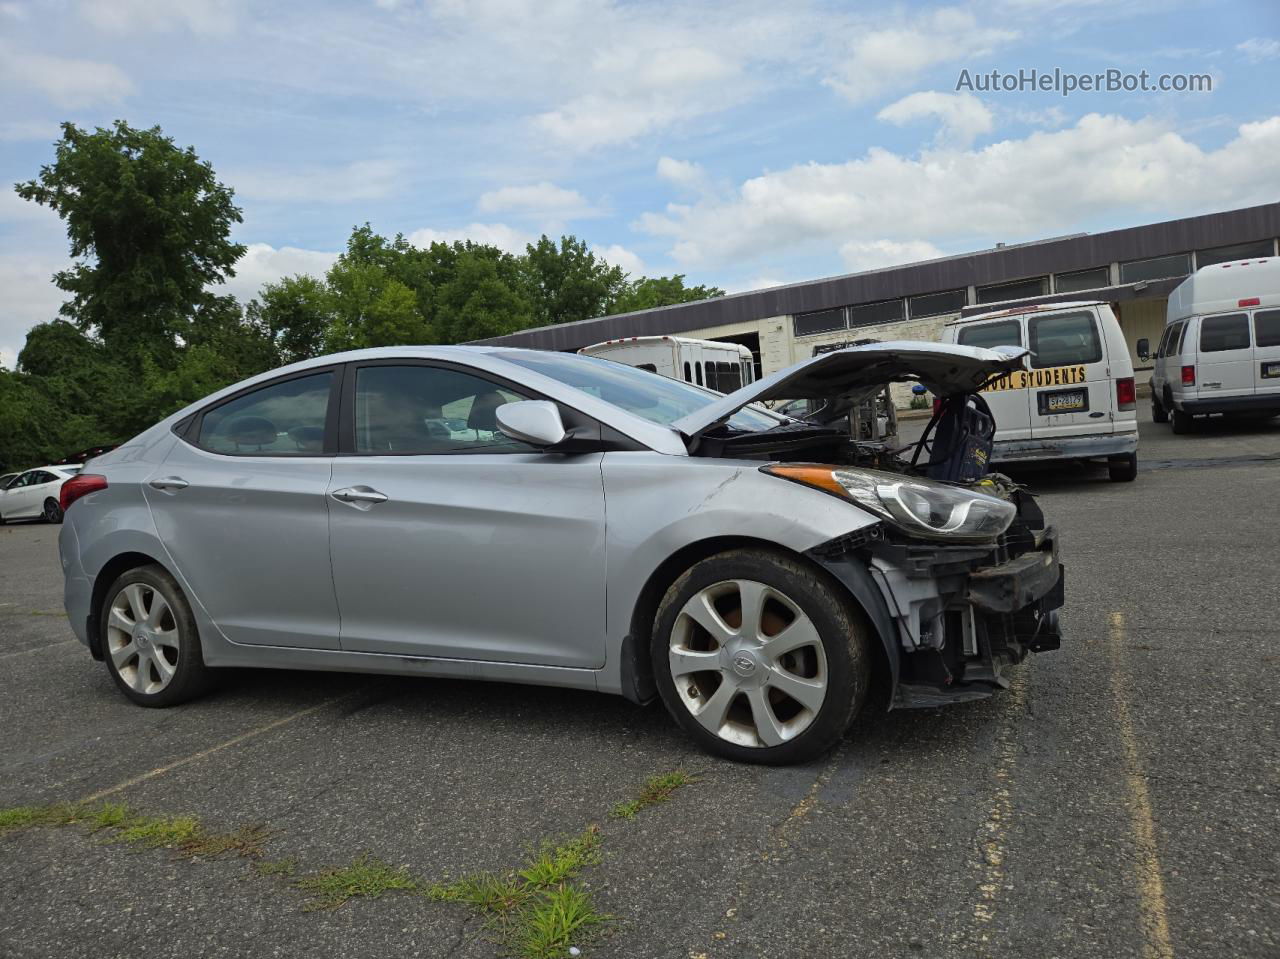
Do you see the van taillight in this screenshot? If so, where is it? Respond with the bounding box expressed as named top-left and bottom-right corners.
top-left (1181, 365), bottom-right (1196, 386)
top-left (1115, 377), bottom-right (1136, 410)
top-left (60, 474), bottom-right (107, 512)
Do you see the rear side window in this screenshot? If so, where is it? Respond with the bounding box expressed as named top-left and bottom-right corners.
top-left (198, 372), bottom-right (333, 455)
top-left (958, 320), bottom-right (1022, 350)
top-left (1199, 313), bottom-right (1250, 353)
top-left (1027, 312), bottom-right (1102, 368)
top-left (1254, 310), bottom-right (1280, 348)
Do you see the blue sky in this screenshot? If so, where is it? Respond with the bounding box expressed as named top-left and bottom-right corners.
top-left (2, 0), bottom-right (1279, 365)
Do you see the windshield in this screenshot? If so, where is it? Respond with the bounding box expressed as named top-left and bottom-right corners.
top-left (497, 350), bottom-right (780, 431)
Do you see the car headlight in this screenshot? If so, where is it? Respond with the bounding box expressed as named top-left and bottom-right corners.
top-left (761, 465), bottom-right (1016, 542)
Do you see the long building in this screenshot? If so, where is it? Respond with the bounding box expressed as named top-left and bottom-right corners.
top-left (477, 202), bottom-right (1280, 383)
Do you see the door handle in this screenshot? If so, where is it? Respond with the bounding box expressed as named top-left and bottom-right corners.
top-left (149, 476), bottom-right (189, 491)
top-left (331, 486), bottom-right (388, 505)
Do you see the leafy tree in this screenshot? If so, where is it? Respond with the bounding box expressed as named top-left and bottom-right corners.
top-left (0, 369), bottom-right (102, 471)
top-left (435, 248), bottom-right (535, 343)
top-left (247, 275), bottom-right (335, 364)
top-left (15, 121), bottom-right (246, 359)
top-left (521, 235), bottom-right (627, 328)
top-left (608, 274), bottom-right (725, 315)
top-left (322, 260), bottom-right (432, 351)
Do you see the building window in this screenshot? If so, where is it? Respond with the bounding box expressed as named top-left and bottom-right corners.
top-left (793, 307), bottom-right (846, 337)
top-left (1119, 253), bottom-right (1191, 284)
top-left (976, 276), bottom-right (1048, 305)
top-left (1195, 240), bottom-right (1275, 268)
top-left (1053, 266), bottom-right (1111, 293)
top-left (908, 289), bottom-right (967, 318)
top-left (847, 299), bottom-right (903, 328)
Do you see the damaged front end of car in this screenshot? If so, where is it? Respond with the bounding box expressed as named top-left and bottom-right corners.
top-left (674, 340), bottom-right (1066, 708)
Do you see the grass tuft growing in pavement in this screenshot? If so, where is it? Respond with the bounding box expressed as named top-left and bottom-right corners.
top-left (251, 857), bottom-right (297, 879)
top-left (518, 826), bottom-right (602, 888)
top-left (610, 770), bottom-right (697, 820)
top-left (295, 854), bottom-right (420, 910)
top-left (516, 883), bottom-right (611, 959)
top-left (109, 813), bottom-right (203, 848)
top-left (428, 871), bottom-right (529, 914)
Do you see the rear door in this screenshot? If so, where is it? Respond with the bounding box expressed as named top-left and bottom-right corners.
top-left (1197, 312), bottom-right (1253, 400)
top-left (1252, 309), bottom-right (1280, 393)
top-left (956, 318), bottom-right (1032, 441)
top-left (1026, 308), bottom-right (1110, 440)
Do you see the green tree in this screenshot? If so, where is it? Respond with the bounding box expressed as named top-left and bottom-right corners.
top-left (520, 235), bottom-right (627, 328)
top-left (322, 259), bottom-right (432, 351)
top-left (435, 247), bottom-right (535, 343)
top-left (608, 274), bottom-right (725, 315)
top-left (247, 275), bottom-right (335, 364)
top-left (14, 120), bottom-right (246, 359)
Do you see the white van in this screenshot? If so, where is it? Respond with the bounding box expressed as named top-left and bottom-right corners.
top-left (1147, 257), bottom-right (1280, 433)
top-left (579, 335), bottom-right (755, 392)
top-left (941, 301), bottom-right (1139, 481)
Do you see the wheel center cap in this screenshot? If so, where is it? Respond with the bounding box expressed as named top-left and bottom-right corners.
top-left (134, 628), bottom-right (149, 648)
top-left (732, 653), bottom-right (757, 677)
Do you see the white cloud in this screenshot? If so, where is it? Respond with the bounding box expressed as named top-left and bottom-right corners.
top-left (728, 275), bottom-right (786, 293)
top-left (839, 239), bottom-right (946, 272)
top-left (406, 223), bottom-right (534, 256)
top-left (79, 0), bottom-right (238, 35)
top-left (1237, 38), bottom-right (1280, 63)
top-left (231, 159), bottom-right (404, 204)
top-left (824, 7), bottom-right (1017, 104)
top-left (222, 243), bottom-right (339, 302)
top-left (656, 157), bottom-right (712, 194)
top-left (638, 113), bottom-right (1280, 268)
top-left (0, 253), bottom-right (70, 369)
top-left (0, 119), bottom-right (60, 142)
top-left (591, 243), bottom-right (645, 276)
top-left (0, 44), bottom-right (133, 108)
top-left (877, 91), bottom-right (994, 148)
top-left (477, 182), bottom-right (600, 220)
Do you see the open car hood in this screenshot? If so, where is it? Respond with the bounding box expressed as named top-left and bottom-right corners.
top-left (671, 340), bottom-right (1029, 440)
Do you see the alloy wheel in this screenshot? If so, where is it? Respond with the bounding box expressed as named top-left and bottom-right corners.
top-left (106, 583), bottom-right (181, 695)
top-left (669, 579), bottom-right (828, 748)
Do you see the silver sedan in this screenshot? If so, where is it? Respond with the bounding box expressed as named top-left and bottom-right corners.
top-left (59, 343), bottom-right (1064, 764)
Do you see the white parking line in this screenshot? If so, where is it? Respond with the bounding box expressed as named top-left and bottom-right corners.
top-left (78, 688), bottom-right (365, 803)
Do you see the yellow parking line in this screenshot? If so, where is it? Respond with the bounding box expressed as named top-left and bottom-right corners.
top-left (1108, 611), bottom-right (1175, 959)
top-left (971, 671), bottom-right (1025, 949)
top-left (79, 689), bottom-right (364, 804)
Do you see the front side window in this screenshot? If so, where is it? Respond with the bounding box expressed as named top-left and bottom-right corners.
top-left (1199, 313), bottom-right (1250, 353)
top-left (1027, 312), bottom-right (1102, 368)
top-left (354, 365), bottom-right (533, 454)
top-left (198, 372), bottom-right (333, 455)
top-left (958, 320), bottom-right (1023, 350)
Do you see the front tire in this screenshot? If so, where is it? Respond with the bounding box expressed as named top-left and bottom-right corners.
top-left (42, 497), bottom-right (63, 524)
top-left (651, 549), bottom-right (871, 765)
top-left (100, 564), bottom-right (212, 707)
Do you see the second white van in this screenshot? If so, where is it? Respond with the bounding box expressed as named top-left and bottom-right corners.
top-left (941, 301), bottom-right (1139, 481)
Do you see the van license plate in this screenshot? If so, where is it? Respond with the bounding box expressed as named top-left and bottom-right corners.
top-left (1040, 389), bottom-right (1087, 414)
top-left (1263, 362), bottom-right (1280, 379)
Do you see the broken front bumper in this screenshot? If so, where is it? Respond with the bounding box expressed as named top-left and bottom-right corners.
top-left (813, 520), bottom-right (1065, 709)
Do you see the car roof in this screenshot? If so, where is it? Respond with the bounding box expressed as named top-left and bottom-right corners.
top-left (949, 301), bottom-right (1104, 324)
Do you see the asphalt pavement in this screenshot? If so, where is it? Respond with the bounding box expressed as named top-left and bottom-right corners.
top-left (1, 405), bottom-right (1276, 958)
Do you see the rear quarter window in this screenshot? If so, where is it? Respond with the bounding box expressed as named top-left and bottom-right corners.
top-left (957, 320), bottom-right (1023, 350)
top-left (1199, 313), bottom-right (1250, 353)
top-left (1253, 310), bottom-right (1280, 348)
top-left (1027, 311), bottom-right (1102, 368)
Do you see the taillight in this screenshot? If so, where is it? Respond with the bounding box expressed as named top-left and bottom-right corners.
top-left (1115, 377), bottom-right (1136, 410)
top-left (932, 398), bottom-right (943, 415)
top-left (1181, 365), bottom-right (1196, 386)
top-left (60, 473), bottom-right (107, 512)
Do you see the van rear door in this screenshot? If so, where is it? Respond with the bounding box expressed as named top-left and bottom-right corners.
top-left (1252, 309), bottom-right (1280, 393)
top-left (1197, 312), bottom-right (1254, 400)
top-left (1026, 307), bottom-right (1111, 440)
top-left (956, 317), bottom-right (1032, 441)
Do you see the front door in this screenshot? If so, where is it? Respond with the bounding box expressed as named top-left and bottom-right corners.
top-left (1196, 312), bottom-right (1254, 400)
top-left (1026, 307), bottom-right (1112, 439)
top-left (144, 369), bottom-right (342, 649)
top-left (327, 362), bottom-right (608, 668)
top-left (959, 318), bottom-right (1033, 441)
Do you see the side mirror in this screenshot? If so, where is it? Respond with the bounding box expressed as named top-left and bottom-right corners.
top-left (495, 400), bottom-right (567, 448)
top-left (1136, 338), bottom-right (1150, 361)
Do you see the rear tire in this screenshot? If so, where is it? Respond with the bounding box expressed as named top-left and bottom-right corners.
top-left (42, 497), bottom-right (63, 524)
top-left (651, 548), bottom-right (871, 765)
top-left (1108, 453), bottom-right (1138, 482)
top-left (1151, 396), bottom-right (1168, 423)
top-left (1171, 408), bottom-right (1193, 434)
top-left (100, 564), bottom-right (212, 707)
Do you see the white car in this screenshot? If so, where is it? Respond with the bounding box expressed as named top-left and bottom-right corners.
top-left (0, 465), bottom-right (82, 524)
top-left (1147, 257), bottom-right (1280, 433)
top-left (941, 301), bottom-right (1139, 482)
